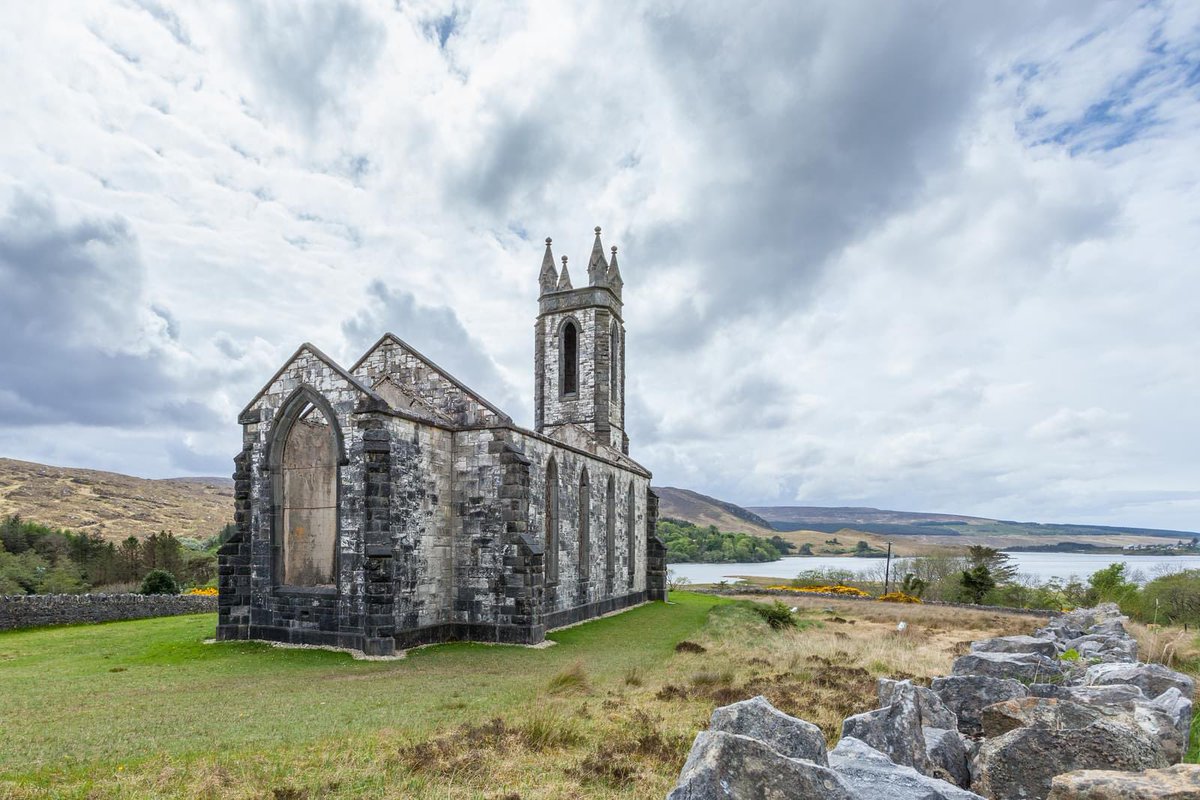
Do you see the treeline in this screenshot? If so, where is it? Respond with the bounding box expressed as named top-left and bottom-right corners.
top-left (0, 515), bottom-right (224, 595)
top-left (790, 545), bottom-right (1200, 626)
top-left (659, 519), bottom-right (794, 563)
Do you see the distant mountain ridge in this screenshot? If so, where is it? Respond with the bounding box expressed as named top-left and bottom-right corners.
top-left (654, 487), bottom-right (775, 535)
top-left (748, 505), bottom-right (1199, 541)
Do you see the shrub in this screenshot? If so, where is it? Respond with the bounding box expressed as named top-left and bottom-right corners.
top-left (768, 584), bottom-right (872, 597)
top-left (1060, 648), bottom-right (1080, 661)
top-left (186, 586), bottom-right (218, 596)
top-left (139, 569), bottom-right (180, 595)
top-left (877, 591), bottom-right (921, 604)
top-left (751, 600), bottom-right (797, 629)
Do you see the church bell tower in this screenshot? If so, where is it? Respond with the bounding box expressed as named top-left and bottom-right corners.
top-left (534, 227), bottom-right (627, 454)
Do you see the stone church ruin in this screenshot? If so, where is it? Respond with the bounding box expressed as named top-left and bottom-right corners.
top-left (217, 228), bottom-right (666, 656)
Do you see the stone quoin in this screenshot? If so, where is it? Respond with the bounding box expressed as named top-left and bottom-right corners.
top-left (216, 228), bottom-right (667, 656)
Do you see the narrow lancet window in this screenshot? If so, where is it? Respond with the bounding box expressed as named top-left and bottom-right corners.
top-left (280, 402), bottom-right (338, 587)
top-left (545, 458), bottom-right (559, 584)
top-left (562, 321), bottom-right (578, 396)
top-left (626, 482), bottom-right (637, 581)
top-left (605, 476), bottom-right (616, 582)
top-left (578, 467), bottom-right (590, 579)
top-left (610, 323), bottom-right (619, 397)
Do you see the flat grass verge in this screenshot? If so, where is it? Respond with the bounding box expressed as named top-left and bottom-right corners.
top-left (0, 594), bottom-right (1047, 798)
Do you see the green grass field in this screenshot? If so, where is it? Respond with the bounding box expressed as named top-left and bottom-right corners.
top-left (0, 593), bottom-right (730, 799)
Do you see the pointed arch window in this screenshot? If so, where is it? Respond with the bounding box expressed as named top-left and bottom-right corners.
top-left (545, 458), bottom-right (559, 585)
top-left (609, 322), bottom-right (619, 398)
top-left (605, 476), bottom-right (616, 583)
top-left (561, 320), bottom-right (579, 397)
top-left (578, 467), bottom-right (590, 579)
top-left (626, 482), bottom-right (637, 582)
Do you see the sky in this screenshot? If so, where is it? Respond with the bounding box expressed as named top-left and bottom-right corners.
top-left (1, 1), bottom-right (1199, 529)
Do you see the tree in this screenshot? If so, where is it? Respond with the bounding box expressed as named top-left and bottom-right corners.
top-left (1088, 563), bottom-right (1138, 605)
top-left (960, 564), bottom-right (996, 604)
top-left (797, 543), bottom-right (813, 556)
top-left (966, 546), bottom-right (1017, 584)
top-left (900, 572), bottom-right (928, 598)
top-left (855, 540), bottom-right (871, 555)
top-left (140, 569), bottom-right (180, 595)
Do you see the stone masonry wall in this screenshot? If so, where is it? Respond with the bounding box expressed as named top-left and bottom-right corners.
top-left (0, 594), bottom-right (216, 632)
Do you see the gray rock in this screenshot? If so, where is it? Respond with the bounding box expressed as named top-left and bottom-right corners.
top-left (924, 726), bottom-right (971, 789)
top-left (708, 695), bottom-right (828, 766)
top-left (667, 730), bottom-right (854, 800)
top-left (829, 737), bottom-right (985, 800)
top-left (1029, 682), bottom-right (1146, 706)
top-left (952, 651), bottom-right (1063, 682)
top-left (879, 678), bottom-right (959, 730)
top-left (1088, 619), bottom-right (1128, 637)
top-left (843, 682), bottom-right (931, 774)
top-left (972, 714), bottom-right (1169, 800)
top-left (931, 675), bottom-right (1029, 736)
top-left (1149, 686), bottom-right (1194, 744)
top-left (1084, 661), bottom-right (1196, 700)
top-left (1048, 764), bottom-right (1200, 799)
top-left (1064, 633), bottom-right (1138, 663)
top-left (971, 635), bottom-right (1060, 658)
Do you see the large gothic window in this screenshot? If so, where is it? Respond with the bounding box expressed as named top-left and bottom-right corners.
top-left (578, 467), bottom-right (590, 579)
top-left (545, 458), bottom-right (559, 585)
top-left (605, 476), bottom-right (616, 583)
top-left (626, 482), bottom-right (637, 581)
top-left (561, 320), bottom-right (579, 396)
top-left (279, 401), bottom-right (338, 587)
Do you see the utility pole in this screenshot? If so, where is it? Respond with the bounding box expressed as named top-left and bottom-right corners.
top-left (884, 541), bottom-right (893, 595)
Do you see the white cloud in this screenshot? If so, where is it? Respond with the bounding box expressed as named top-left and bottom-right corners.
top-left (0, 0), bottom-right (1197, 528)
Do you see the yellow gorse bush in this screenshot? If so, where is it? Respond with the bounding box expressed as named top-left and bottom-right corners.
top-left (877, 592), bottom-right (922, 604)
top-left (766, 585), bottom-right (872, 598)
top-left (187, 587), bottom-right (219, 596)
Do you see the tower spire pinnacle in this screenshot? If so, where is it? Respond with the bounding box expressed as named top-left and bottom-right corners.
top-left (587, 225), bottom-right (609, 286)
top-left (538, 237), bottom-right (558, 295)
top-left (606, 244), bottom-right (623, 298)
top-left (556, 255), bottom-right (573, 291)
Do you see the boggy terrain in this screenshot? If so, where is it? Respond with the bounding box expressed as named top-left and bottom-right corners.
top-left (0, 593), bottom-right (1048, 799)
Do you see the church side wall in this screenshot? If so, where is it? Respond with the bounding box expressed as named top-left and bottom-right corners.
top-left (513, 432), bottom-right (649, 626)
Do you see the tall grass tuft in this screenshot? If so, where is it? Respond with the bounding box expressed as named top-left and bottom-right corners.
top-left (547, 660), bottom-right (590, 694)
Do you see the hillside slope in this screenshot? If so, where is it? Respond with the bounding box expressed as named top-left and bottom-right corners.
top-left (653, 487), bottom-right (776, 535)
top-left (0, 458), bottom-right (232, 542)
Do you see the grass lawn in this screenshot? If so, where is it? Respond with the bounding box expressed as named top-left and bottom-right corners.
top-left (0, 594), bottom-right (1095, 799)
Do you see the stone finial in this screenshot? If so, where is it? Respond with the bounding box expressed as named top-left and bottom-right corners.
top-left (539, 237), bottom-right (558, 295)
top-left (556, 255), bottom-right (573, 291)
top-left (606, 244), bottom-right (623, 298)
top-left (587, 225), bottom-right (609, 287)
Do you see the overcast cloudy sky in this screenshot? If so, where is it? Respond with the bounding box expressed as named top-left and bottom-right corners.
top-left (2, 1), bottom-right (1198, 529)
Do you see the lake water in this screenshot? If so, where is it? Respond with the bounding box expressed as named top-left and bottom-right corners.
top-left (670, 553), bottom-right (1200, 586)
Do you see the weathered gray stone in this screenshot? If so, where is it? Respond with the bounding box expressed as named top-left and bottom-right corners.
top-left (879, 678), bottom-right (959, 730)
top-left (843, 682), bottom-right (931, 774)
top-left (1150, 687), bottom-right (1194, 744)
top-left (1047, 764), bottom-right (1200, 799)
top-left (1087, 619), bottom-right (1128, 638)
top-left (828, 737), bottom-right (985, 800)
top-left (952, 650), bottom-right (1063, 682)
top-left (931, 675), bottom-right (1029, 736)
top-left (1028, 683), bottom-right (1146, 707)
top-left (924, 726), bottom-right (971, 789)
top-left (971, 635), bottom-right (1060, 658)
top-left (708, 695), bottom-right (828, 766)
top-left (1064, 633), bottom-right (1138, 663)
top-left (972, 715), bottom-right (1169, 800)
top-left (667, 731), bottom-right (854, 800)
top-left (1084, 661), bottom-right (1195, 700)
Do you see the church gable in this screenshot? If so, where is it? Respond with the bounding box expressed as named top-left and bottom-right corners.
top-left (351, 333), bottom-right (511, 428)
top-left (239, 342), bottom-right (384, 424)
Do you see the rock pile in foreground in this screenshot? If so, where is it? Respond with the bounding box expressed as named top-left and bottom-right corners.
top-left (666, 604), bottom-right (1199, 799)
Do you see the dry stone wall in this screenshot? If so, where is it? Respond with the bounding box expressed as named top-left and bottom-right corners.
top-left (0, 594), bottom-right (215, 632)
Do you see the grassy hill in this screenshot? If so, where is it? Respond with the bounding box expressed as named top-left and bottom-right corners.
top-left (653, 487), bottom-right (776, 535)
top-left (0, 458), bottom-right (232, 542)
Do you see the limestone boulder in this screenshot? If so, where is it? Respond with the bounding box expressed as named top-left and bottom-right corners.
top-left (951, 651), bottom-right (1063, 682)
top-left (667, 730), bottom-right (854, 800)
top-left (972, 716), bottom-right (1168, 800)
top-left (707, 695), bottom-right (828, 766)
top-left (924, 726), bottom-right (971, 788)
top-left (1087, 619), bottom-right (1128, 638)
top-left (931, 675), bottom-right (1029, 736)
top-left (1064, 633), bottom-right (1138, 663)
top-left (828, 737), bottom-right (985, 800)
top-left (1084, 661), bottom-right (1195, 700)
top-left (879, 678), bottom-right (959, 730)
top-left (1047, 764), bottom-right (1200, 799)
top-left (1028, 682), bottom-right (1146, 707)
top-left (1149, 686), bottom-right (1194, 744)
top-left (971, 635), bottom-right (1060, 658)
top-left (842, 681), bottom-right (931, 774)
